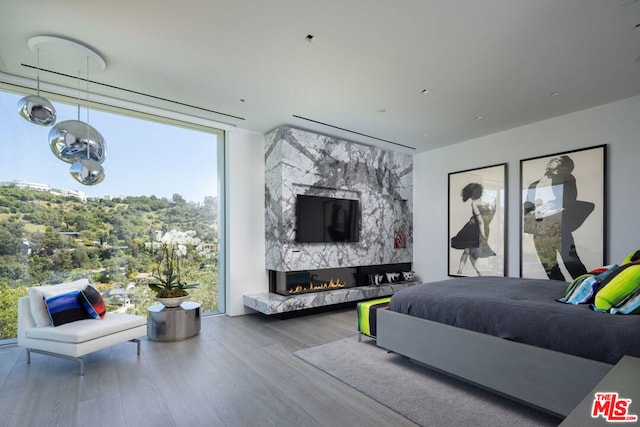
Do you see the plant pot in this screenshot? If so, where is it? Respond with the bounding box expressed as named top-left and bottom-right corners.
top-left (155, 295), bottom-right (189, 308)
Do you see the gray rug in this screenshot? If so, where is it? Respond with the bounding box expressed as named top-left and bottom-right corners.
top-left (294, 336), bottom-right (561, 427)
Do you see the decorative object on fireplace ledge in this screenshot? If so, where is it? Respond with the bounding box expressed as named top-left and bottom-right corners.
top-left (402, 271), bottom-right (415, 281)
top-left (368, 274), bottom-right (385, 286)
top-left (385, 272), bottom-right (401, 283)
top-left (394, 226), bottom-right (405, 249)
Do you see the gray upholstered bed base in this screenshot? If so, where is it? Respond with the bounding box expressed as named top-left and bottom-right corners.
top-left (376, 308), bottom-right (613, 418)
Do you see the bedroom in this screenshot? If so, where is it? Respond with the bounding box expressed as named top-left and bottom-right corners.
top-left (0, 1), bottom-right (638, 314)
top-left (1, 1), bottom-right (640, 425)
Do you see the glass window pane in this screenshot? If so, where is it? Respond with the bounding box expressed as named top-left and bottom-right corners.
top-left (0, 87), bottom-right (224, 342)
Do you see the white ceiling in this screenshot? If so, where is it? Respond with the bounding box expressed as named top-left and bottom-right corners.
top-left (1, 0), bottom-right (639, 154)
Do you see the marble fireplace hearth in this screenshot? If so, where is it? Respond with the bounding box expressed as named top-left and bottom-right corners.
top-left (243, 282), bottom-right (416, 315)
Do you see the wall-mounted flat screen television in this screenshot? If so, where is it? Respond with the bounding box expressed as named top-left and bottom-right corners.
top-left (295, 195), bottom-right (360, 243)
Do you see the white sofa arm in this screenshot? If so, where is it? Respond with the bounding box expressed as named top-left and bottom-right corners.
top-left (17, 296), bottom-right (36, 347)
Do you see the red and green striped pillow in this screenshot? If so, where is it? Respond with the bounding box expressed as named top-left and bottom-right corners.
top-left (79, 285), bottom-right (106, 319)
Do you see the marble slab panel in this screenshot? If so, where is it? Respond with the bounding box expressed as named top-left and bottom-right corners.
top-left (265, 126), bottom-right (413, 272)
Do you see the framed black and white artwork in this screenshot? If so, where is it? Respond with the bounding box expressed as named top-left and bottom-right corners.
top-left (448, 163), bottom-right (507, 277)
top-left (520, 145), bottom-right (606, 281)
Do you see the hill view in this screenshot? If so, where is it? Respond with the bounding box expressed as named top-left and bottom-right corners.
top-left (0, 185), bottom-right (219, 340)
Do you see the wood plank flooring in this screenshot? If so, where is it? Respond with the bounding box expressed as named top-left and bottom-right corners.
top-left (0, 307), bottom-right (418, 427)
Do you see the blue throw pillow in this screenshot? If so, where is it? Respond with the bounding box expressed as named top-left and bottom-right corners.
top-left (44, 290), bottom-right (89, 326)
top-left (557, 265), bottom-right (618, 305)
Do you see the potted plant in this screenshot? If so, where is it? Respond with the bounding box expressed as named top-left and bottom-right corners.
top-left (147, 229), bottom-right (203, 307)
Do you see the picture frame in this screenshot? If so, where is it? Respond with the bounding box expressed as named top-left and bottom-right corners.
top-left (448, 163), bottom-right (507, 277)
top-left (520, 145), bottom-right (606, 280)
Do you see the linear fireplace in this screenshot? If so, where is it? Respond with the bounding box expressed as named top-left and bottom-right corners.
top-left (268, 263), bottom-right (411, 296)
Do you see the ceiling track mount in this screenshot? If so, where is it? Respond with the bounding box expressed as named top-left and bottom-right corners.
top-left (292, 115), bottom-right (415, 151)
top-left (20, 63), bottom-right (246, 122)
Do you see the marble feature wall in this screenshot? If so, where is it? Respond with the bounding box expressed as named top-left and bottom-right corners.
top-left (265, 126), bottom-right (413, 272)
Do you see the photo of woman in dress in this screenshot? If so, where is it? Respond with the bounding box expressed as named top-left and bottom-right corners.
top-left (448, 164), bottom-right (506, 277)
top-left (450, 183), bottom-right (496, 275)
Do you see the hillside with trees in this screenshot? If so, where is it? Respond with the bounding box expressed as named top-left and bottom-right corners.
top-left (0, 185), bottom-right (219, 339)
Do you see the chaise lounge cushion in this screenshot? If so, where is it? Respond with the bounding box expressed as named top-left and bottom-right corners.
top-left (29, 279), bottom-right (90, 327)
top-left (26, 313), bottom-right (147, 344)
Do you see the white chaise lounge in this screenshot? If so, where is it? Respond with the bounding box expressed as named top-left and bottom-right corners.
top-left (17, 279), bottom-right (147, 375)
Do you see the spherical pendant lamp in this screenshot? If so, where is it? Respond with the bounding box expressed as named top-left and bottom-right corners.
top-left (17, 95), bottom-right (57, 126)
top-left (49, 119), bottom-right (107, 164)
top-left (69, 159), bottom-right (106, 186)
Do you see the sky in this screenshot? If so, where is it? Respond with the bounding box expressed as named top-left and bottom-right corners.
top-left (0, 90), bottom-right (219, 204)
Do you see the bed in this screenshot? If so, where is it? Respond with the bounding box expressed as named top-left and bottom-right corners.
top-left (376, 276), bottom-right (640, 418)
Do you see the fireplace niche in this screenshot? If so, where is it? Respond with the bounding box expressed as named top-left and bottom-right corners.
top-left (269, 263), bottom-right (411, 296)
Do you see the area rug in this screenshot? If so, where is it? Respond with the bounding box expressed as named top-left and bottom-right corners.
top-left (294, 336), bottom-right (561, 427)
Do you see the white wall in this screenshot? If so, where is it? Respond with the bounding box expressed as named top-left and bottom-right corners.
top-left (225, 128), bottom-right (268, 316)
top-left (413, 95), bottom-right (640, 283)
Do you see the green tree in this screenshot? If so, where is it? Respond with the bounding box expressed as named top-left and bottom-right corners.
top-left (0, 283), bottom-right (28, 339)
top-left (0, 187), bottom-right (220, 337)
top-left (172, 193), bottom-right (186, 204)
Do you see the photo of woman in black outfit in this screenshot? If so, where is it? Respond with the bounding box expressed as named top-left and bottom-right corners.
top-left (451, 183), bottom-right (496, 275)
top-left (448, 163), bottom-right (506, 277)
top-left (523, 155), bottom-right (594, 280)
top-left (520, 145), bottom-right (605, 281)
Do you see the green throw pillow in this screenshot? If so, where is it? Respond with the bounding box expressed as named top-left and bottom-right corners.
top-left (594, 262), bottom-right (640, 311)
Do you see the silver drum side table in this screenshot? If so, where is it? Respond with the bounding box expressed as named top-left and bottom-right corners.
top-left (147, 301), bottom-right (201, 342)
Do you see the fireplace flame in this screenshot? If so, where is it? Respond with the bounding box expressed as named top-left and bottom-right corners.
top-left (289, 278), bottom-right (346, 294)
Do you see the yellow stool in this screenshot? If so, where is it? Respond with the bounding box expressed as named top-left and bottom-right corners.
top-left (357, 297), bottom-right (391, 341)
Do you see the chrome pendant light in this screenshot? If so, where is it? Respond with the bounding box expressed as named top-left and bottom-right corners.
top-left (49, 119), bottom-right (106, 164)
top-left (69, 158), bottom-right (105, 186)
top-left (17, 48), bottom-right (57, 126)
top-left (46, 47), bottom-right (107, 185)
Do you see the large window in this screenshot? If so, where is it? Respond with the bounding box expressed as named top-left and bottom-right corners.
top-left (0, 85), bottom-right (225, 341)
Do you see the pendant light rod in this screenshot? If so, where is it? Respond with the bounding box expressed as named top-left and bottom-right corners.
top-left (86, 55), bottom-right (90, 125)
top-left (85, 55), bottom-right (91, 158)
top-left (36, 48), bottom-right (41, 96)
top-left (76, 71), bottom-right (81, 121)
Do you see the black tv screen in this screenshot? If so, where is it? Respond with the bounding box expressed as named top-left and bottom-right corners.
top-left (295, 195), bottom-right (360, 243)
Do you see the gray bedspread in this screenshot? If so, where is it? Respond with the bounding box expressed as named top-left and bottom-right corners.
top-left (388, 276), bottom-right (640, 364)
